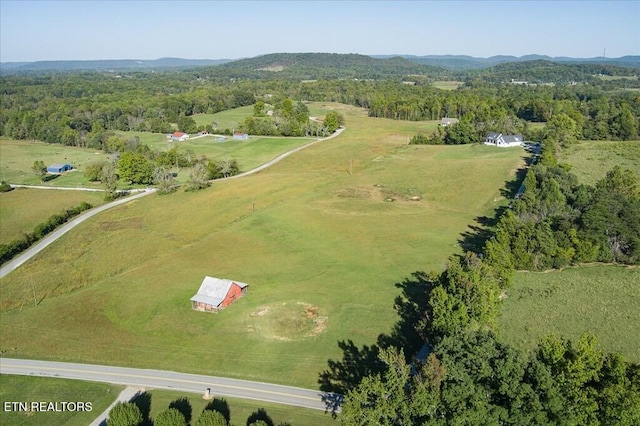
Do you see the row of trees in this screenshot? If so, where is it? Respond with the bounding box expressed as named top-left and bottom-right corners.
top-left (107, 395), bottom-right (288, 426)
top-left (0, 202), bottom-right (92, 265)
top-left (80, 135), bottom-right (239, 197)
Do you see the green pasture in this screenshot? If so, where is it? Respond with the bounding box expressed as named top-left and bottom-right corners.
top-left (118, 131), bottom-right (315, 178)
top-left (192, 105), bottom-right (255, 130)
top-left (561, 140), bottom-right (640, 186)
top-left (0, 103), bottom-right (525, 389)
top-left (0, 188), bottom-right (105, 245)
top-left (431, 80), bottom-right (464, 90)
top-left (0, 138), bottom-right (109, 187)
top-left (0, 375), bottom-right (122, 426)
top-left (498, 265), bottom-right (640, 363)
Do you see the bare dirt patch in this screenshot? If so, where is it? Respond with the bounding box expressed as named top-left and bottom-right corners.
top-left (246, 302), bottom-right (328, 341)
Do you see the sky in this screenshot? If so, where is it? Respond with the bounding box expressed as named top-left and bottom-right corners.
top-left (1, 0), bottom-right (638, 62)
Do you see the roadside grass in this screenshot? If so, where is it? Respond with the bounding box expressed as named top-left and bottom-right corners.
top-left (144, 389), bottom-right (336, 426)
top-left (561, 140), bottom-right (640, 186)
top-left (0, 138), bottom-right (108, 187)
top-left (498, 265), bottom-right (640, 363)
top-left (0, 103), bottom-right (525, 389)
top-left (0, 375), bottom-right (122, 426)
top-left (0, 188), bottom-right (105, 245)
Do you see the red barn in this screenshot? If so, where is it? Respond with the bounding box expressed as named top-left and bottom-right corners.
top-left (190, 276), bottom-right (249, 313)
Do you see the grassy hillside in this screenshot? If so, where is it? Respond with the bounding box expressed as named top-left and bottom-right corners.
top-left (499, 265), bottom-right (640, 363)
top-left (0, 188), bottom-right (105, 245)
top-left (0, 104), bottom-right (524, 388)
top-left (561, 140), bottom-right (640, 186)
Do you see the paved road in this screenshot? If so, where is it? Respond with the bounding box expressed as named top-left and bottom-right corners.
top-left (0, 358), bottom-right (340, 412)
top-left (0, 189), bottom-right (155, 279)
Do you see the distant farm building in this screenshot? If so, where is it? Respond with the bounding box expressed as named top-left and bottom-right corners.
top-left (233, 132), bottom-right (249, 141)
top-left (484, 132), bottom-right (524, 147)
top-left (47, 163), bottom-right (72, 173)
top-left (170, 132), bottom-right (189, 141)
top-left (196, 131), bottom-right (209, 136)
top-left (440, 117), bottom-right (459, 127)
top-left (190, 276), bottom-right (249, 313)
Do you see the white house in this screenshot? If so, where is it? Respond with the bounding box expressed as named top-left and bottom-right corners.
top-left (484, 132), bottom-right (524, 147)
top-left (170, 131), bottom-right (189, 141)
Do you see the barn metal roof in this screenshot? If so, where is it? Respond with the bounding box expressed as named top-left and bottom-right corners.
top-left (190, 276), bottom-right (248, 307)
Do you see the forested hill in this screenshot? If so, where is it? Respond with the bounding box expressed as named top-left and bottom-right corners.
top-left (195, 52), bottom-right (449, 80)
top-left (470, 60), bottom-right (640, 85)
top-left (374, 54), bottom-right (640, 70)
top-left (0, 58), bottom-right (233, 74)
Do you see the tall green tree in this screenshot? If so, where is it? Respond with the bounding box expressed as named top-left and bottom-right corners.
top-left (107, 402), bottom-right (142, 426)
top-left (31, 160), bottom-right (47, 182)
top-left (155, 407), bottom-right (187, 426)
top-left (118, 151), bottom-right (154, 185)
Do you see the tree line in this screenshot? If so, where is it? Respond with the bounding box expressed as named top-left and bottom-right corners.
top-left (107, 393), bottom-right (290, 426)
top-left (326, 140), bottom-right (639, 423)
top-left (1, 69), bottom-right (637, 153)
top-left (0, 202), bottom-right (93, 265)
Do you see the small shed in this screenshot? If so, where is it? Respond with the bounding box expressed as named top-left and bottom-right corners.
top-left (440, 117), bottom-right (459, 127)
top-left (233, 132), bottom-right (249, 141)
top-left (190, 276), bottom-right (249, 313)
top-left (47, 163), bottom-right (72, 173)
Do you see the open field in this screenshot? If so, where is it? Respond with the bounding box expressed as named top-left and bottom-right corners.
top-left (0, 138), bottom-right (109, 187)
top-left (0, 103), bottom-right (525, 389)
top-left (0, 132), bottom-right (316, 187)
top-left (561, 140), bottom-right (640, 186)
top-left (431, 80), bottom-right (464, 90)
top-left (118, 131), bottom-right (316, 178)
top-left (498, 265), bottom-right (640, 363)
top-left (0, 188), bottom-right (106, 245)
top-left (0, 375), bottom-right (122, 426)
top-left (192, 105), bottom-right (255, 130)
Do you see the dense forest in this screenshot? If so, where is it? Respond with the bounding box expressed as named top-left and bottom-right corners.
top-left (1, 55), bottom-right (638, 149)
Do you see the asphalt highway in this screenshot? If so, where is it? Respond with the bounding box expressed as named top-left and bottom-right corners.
top-left (0, 358), bottom-right (340, 412)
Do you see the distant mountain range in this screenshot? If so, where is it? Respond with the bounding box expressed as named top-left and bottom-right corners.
top-left (371, 54), bottom-right (640, 70)
top-left (0, 57), bottom-right (233, 73)
top-left (1, 53), bottom-right (638, 74)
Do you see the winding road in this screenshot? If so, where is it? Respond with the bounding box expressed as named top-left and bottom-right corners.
top-left (0, 358), bottom-right (340, 412)
top-left (0, 128), bottom-right (344, 279)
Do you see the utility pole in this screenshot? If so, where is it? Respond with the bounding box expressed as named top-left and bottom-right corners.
top-left (30, 277), bottom-right (37, 307)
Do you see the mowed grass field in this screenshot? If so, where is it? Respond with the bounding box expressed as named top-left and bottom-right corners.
top-left (561, 140), bottom-right (640, 186)
top-left (118, 131), bottom-right (316, 180)
top-left (192, 105), bottom-right (255, 130)
top-left (0, 138), bottom-right (109, 187)
top-left (0, 375), bottom-right (122, 426)
top-left (0, 103), bottom-right (525, 388)
top-left (0, 188), bottom-right (106, 245)
top-left (499, 266), bottom-right (640, 363)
